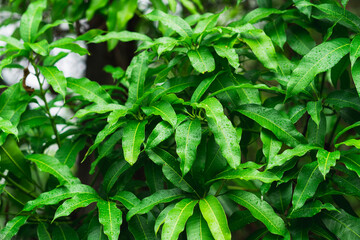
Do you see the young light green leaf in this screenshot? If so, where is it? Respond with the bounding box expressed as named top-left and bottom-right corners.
top-left (142, 101), bottom-right (177, 127)
top-left (91, 31), bottom-right (152, 43)
top-left (55, 137), bottom-right (86, 167)
top-left (292, 161), bottom-right (323, 210)
top-left (97, 200), bottom-right (122, 240)
top-left (146, 10), bottom-right (193, 38)
top-left (49, 37), bottom-right (89, 55)
top-left (188, 47), bottom-right (215, 73)
top-left (26, 154), bottom-right (80, 185)
top-left (317, 149), bottom-right (340, 179)
top-left (176, 118), bottom-right (202, 176)
top-left (286, 25), bottom-right (315, 56)
top-left (103, 159), bottom-right (130, 193)
top-left (67, 77), bottom-right (113, 105)
top-left (0, 117), bottom-right (18, 137)
top-left (286, 38), bottom-right (350, 98)
top-left (19, 0), bottom-right (46, 42)
top-left (208, 168), bottom-right (280, 184)
top-left (237, 104), bottom-right (307, 148)
top-left (126, 188), bottom-right (184, 221)
top-left (162, 198), bottom-right (198, 240)
top-left (27, 39), bottom-right (49, 56)
top-left (261, 129), bottom-right (282, 162)
top-left (199, 195), bottom-right (231, 240)
top-left (198, 98), bottom-right (241, 169)
top-left (0, 35), bottom-right (24, 49)
top-left (240, 8), bottom-right (284, 24)
top-left (0, 215), bottom-right (29, 240)
top-left (74, 103), bottom-right (125, 118)
top-left (241, 29), bottom-right (279, 71)
top-left (146, 121), bottom-right (173, 149)
top-left (37, 222), bottom-right (51, 240)
top-left (307, 100), bottom-right (323, 127)
top-left (321, 210), bottom-right (360, 240)
top-left (289, 200), bottom-right (338, 219)
top-left (227, 190), bottom-right (287, 236)
top-left (186, 208), bottom-right (214, 240)
top-left (53, 194), bottom-right (99, 221)
top-left (122, 120), bottom-right (147, 165)
top-left (155, 204), bottom-right (175, 235)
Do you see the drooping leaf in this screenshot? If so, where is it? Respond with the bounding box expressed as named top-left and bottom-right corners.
top-left (321, 210), bottom-right (360, 240)
top-left (19, 0), bottom-right (46, 42)
top-left (325, 90), bottom-right (360, 112)
top-left (199, 195), bottom-right (231, 240)
top-left (162, 198), bottom-right (198, 240)
top-left (237, 104), bottom-right (307, 148)
top-left (260, 129), bottom-right (282, 162)
top-left (142, 101), bottom-right (177, 127)
top-left (316, 149), bottom-right (340, 178)
top-left (97, 200), bottom-right (122, 240)
top-left (339, 153), bottom-right (360, 178)
top-left (286, 38), bottom-right (350, 98)
top-left (286, 25), bottom-right (315, 56)
top-left (198, 98), bottom-right (241, 169)
top-left (307, 100), bottom-right (322, 127)
top-left (227, 190), bottom-right (287, 236)
top-left (186, 208), bottom-right (214, 240)
top-left (292, 161), bottom-right (323, 210)
top-left (103, 159), bottom-right (130, 193)
top-left (289, 201), bottom-right (338, 219)
top-left (126, 188), bottom-right (184, 221)
top-left (187, 47), bottom-right (215, 73)
top-left (0, 215), bottom-right (29, 240)
top-left (176, 118), bottom-right (202, 176)
top-left (264, 18), bottom-right (286, 49)
top-left (146, 121), bottom-right (173, 149)
top-left (122, 120), bottom-right (147, 165)
top-left (111, 191), bottom-right (140, 210)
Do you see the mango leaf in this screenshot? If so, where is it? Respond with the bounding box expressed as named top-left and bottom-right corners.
top-left (208, 168), bottom-right (280, 184)
top-left (162, 198), bottom-right (198, 240)
top-left (26, 154), bottom-right (80, 185)
top-left (326, 90), bottom-right (360, 112)
top-left (0, 117), bottom-right (18, 136)
top-left (321, 210), bottom-right (360, 240)
top-left (203, 136), bottom-right (228, 181)
top-left (227, 190), bottom-right (287, 236)
top-left (289, 201), bottom-right (338, 219)
top-left (128, 215), bottom-right (156, 240)
top-left (91, 30), bottom-right (152, 43)
top-left (317, 149), bottom-right (340, 179)
top-left (264, 18), bottom-right (286, 49)
top-left (126, 188), bottom-right (184, 221)
top-left (339, 154), bottom-right (360, 178)
top-left (176, 118), bottom-right (202, 176)
top-left (241, 29), bottom-right (279, 71)
top-left (53, 194), bottom-right (99, 221)
top-left (199, 195), bottom-right (231, 240)
top-left (229, 210), bottom-right (257, 232)
top-left (191, 72), bottom-right (223, 103)
top-left (292, 161), bottom-right (323, 210)
top-left (98, 200), bottom-right (122, 240)
top-left (0, 215), bottom-right (29, 240)
top-left (52, 225), bottom-right (79, 240)
top-left (74, 103), bottom-right (125, 118)
top-left (103, 159), bottom-right (130, 193)
top-left (111, 191), bottom-right (140, 210)
top-left (260, 129), bottom-right (282, 162)
top-left (146, 121), bottom-right (173, 149)
top-left (198, 98), bottom-right (241, 169)
top-left (307, 100), bottom-right (322, 127)
top-left (35, 19), bottom-right (68, 39)
top-left (87, 217), bottom-right (108, 240)
top-left (186, 208), bottom-right (214, 240)
top-left (335, 139), bottom-right (360, 149)
top-left (286, 38), bottom-right (350, 98)
top-left (286, 25), bottom-right (315, 56)
top-left (49, 37), bottom-right (89, 55)
top-left (237, 104), bottom-right (307, 148)
top-left (0, 35), bottom-right (24, 49)
top-left (146, 10), bottom-right (193, 38)
top-left (145, 162), bottom-right (163, 194)
top-left (155, 204), bottom-right (175, 235)
top-left (67, 77), bottom-right (113, 105)
top-left (194, 12), bottom-right (222, 34)
top-left (19, 0), bottom-right (46, 42)
top-left (142, 101), bottom-right (177, 127)
top-left (37, 222), bottom-right (51, 240)
top-left (266, 183), bottom-right (292, 214)
top-left (122, 120), bottom-right (147, 165)
top-left (27, 39), bottom-right (49, 56)
top-left (332, 173), bottom-right (360, 198)
top-left (240, 8), bottom-right (284, 24)
top-left (214, 44), bottom-right (240, 69)
top-left (187, 47), bottom-right (215, 73)
top-left (126, 51), bottom-right (149, 106)
top-left (351, 35), bottom-right (360, 97)
top-left (55, 137), bottom-right (86, 167)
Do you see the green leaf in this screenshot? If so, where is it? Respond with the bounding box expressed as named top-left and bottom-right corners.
top-left (335, 138), bottom-right (360, 149)
top-left (260, 129), bottom-right (282, 162)
top-left (74, 103), bottom-right (125, 119)
top-left (0, 117), bottom-right (18, 137)
top-left (145, 162), bottom-right (164, 194)
top-left (228, 210), bottom-right (257, 232)
top-left (0, 215), bottom-right (29, 240)
top-left (0, 35), bottom-right (24, 49)
top-left (289, 200), bottom-right (338, 219)
top-left (351, 35), bottom-right (360, 97)
top-left (194, 12), bottom-right (222, 34)
top-left (67, 77), bottom-right (113, 105)
top-left (307, 100), bottom-right (322, 127)
top-left (266, 183), bottom-right (292, 214)
top-left (52, 225), bottom-right (79, 240)
top-left (332, 173), bottom-right (360, 198)
top-left (187, 47), bottom-right (215, 73)
top-left (142, 101), bottom-right (177, 127)
top-left (55, 137), bottom-right (86, 167)
top-left (87, 217), bottom-right (108, 240)
top-left (317, 149), bottom-right (340, 178)
top-left (146, 10), bottom-right (193, 38)
top-left (176, 118), bottom-right (202, 176)
top-left (286, 38), bottom-right (350, 98)
top-left (91, 31), bottom-right (152, 43)
top-left (146, 121), bottom-right (173, 149)
top-left (237, 104), bottom-right (307, 148)
top-left (241, 28), bottom-right (279, 71)
top-left (26, 154), bottom-right (80, 185)
top-left (37, 222), bottom-right (51, 240)
top-left (214, 44), bottom-right (240, 69)
top-left (128, 215), bottom-right (156, 240)
top-left (126, 189), bottom-right (184, 221)
top-left (53, 194), bottom-right (99, 221)
top-left (191, 72), bottom-right (224, 103)
top-left (209, 168), bottom-right (280, 184)
top-left (240, 8), bottom-right (284, 24)
top-left (162, 198), bottom-right (198, 240)
top-left (199, 195), bottom-right (231, 240)
top-left (198, 98), bottom-right (241, 169)
top-left (321, 210), bottom-right (360, 240)
top-left (186, 208), bottom-right (214, 240)
top-left (35, 19), bottom-right (68, 40)
top-left (126, 51), bottom-right (149, 106)
top-left (103, 159), bottom-right (130, 193)
top-left (38, 65), bottom-right (67, 100)
top-left (97, 200), bottom-right (122, 240)
top-left (86, 0), bottom-right (109, 19)
top-left (339, 154), bottom-right (360, 178)
top-left (264, 18), bottom-right (286, 49)
top-left (325, 90), bottom-right (360, 111)
top-left (19, 0), bottom-right (46, 42)
top-left (292, 161), bottom-right (323, 210)
top-left (122, 120), bottom-right (147, 165)
top-left (27, 39), bottom-right (49, 56)
top-left (203, 136), bottom-right (228, 181)
top-left (49, 38), bottom-right (89, 55)
top-left (154, 204), bottom-right (175, 235)
top-left (286, 25), bottom-right (315, 56)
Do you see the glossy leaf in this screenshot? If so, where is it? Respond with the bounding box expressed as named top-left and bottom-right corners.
top-left (199, 98), bottom-right (241, 169)
top-left (335, 139), bottom-right (360, 149)
top-left (351, 35), bottom-right (360, 97)
top-left (289, 201), bottom-right (338, 219)
top-left (38, 65), bottom-right (67, 101)
top-left (340, 154), bottom-right (360, 178)
top-left (188, 47), bottom-right (215, 73)
top-left (325, 90), bottom-right (360, 112)
top-left (214, 44), bottom-right (240, 69)
top-left (155, 204), bottom-right (175, 235)
top-left (142, 101), bottom-right (177, 127)
top-left (122, 120), bottom-right (147, 165)
top-left (261, 129), bottom-right (282, 162)
top-left (321, 210), bottom-right (360, 240)
top-left (209, 168), bottom-right (280, 184)
top-left (37, 222), bottom-right (51, 240)
top-left (317, 149), bottom-right (340, 178)
top-left (264, 18), bottom-right (286, 49)
top-left (55, 137), bottom-right (86, 167)
top-left (307, 101), bottom-right (322, 127)
top-left (0, 215), bottom-right (29, 240)
top-left (91, 31), bottom-right (152, 43)
top-left (97, 200), bottom-right (122, 240)
top-left (103, 159), bottom-right (130, 193)
top-left (19, 0), bottom-right (46, 42)
top-left (146, 121), bottom-right (173, 149)
top-left (199, 195), bottom-right (231, 240)
top-left (286, 25), bottom-right (315, 56)
top-left (186, 208), bottom-right (214, 240)
top-left (191, 72), bottom-right (223, 103)
top-left (227, 190), bottom-right (287, 236)
top-left (128, 215), bottom-right (156, 240)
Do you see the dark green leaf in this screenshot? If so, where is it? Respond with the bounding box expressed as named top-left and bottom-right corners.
top-left (321, 210), bottom-right (360, 240)
top-left (55, 137), bottom-right (86, 167)
top-left (52, 225), bottom-right (79, 240)
top-left (289, 201), bottom-right (338, 219)
top-left (146, 121), bottom-right (173, 149)
top-left (0, 215), bottom-right (29, 240)
top-left (111, 191), bottom-right (140, 210)
top-left (317, 149), bottom-right (340, 178)
top-left (286, 25), bottom-right (315, 56)
top-left (261, 129), bottom-right (282, 162)
top-left (307, 101), bottom-right (322, 127)
top-left (97, 200), bottom-right (122, 240)
top-left (103, 159), bottom-right (130, 193)
top-left (122, 120), bottom-right (147, 165)
top-left (37, 222), bottom-right (51, 240)
top-left (128, 215), bottom-right (156, 240)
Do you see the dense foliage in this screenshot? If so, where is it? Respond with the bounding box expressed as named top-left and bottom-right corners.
top-left (1, 0), bottom-right (360, 239)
